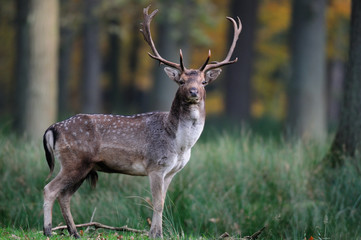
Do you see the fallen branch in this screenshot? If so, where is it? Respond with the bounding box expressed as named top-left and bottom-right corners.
top-left (219, 226), bottom-right (267, 240)
top-left (243, 226), bottom-right (266, 240)
top-left (52, 222), bottom-right (148, 234)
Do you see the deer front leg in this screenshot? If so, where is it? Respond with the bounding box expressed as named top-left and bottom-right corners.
top-left (163, 173), bottom-right (175, 201)
top-left (148, 172), bottom-right (165, 238)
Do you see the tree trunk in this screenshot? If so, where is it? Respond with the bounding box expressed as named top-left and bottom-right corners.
top-left (107, 18), bottom-right (121, 113)
top-left (58, 5), bottom-right (74, 118)
top-left (23, 0), bottom-right (58, 140)
top-left (14, 0), bottom-right (30, 133)
top-left (328, 0), bottom-right (361, 165)
top-left (288, 0), bottom-right (327, 141)
top-left (81, 0), bottom-right (101, 114)
top-left (151, 13), bottom-right (178, 111)
top-left (326, 59), bottom-right (344, 129)
top-left (225, 0), bottom-right (259, 122)
top-left (126, 22), bottom-right (142, 112)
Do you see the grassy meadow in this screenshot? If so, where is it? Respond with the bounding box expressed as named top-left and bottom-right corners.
top-left (1, 126), bottom-right (361, 239)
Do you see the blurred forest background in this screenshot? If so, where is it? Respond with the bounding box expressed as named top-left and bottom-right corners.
top-left (2, 1), bottom-right (361, 238)
top-left (0, 0), bottom-right (351, 140)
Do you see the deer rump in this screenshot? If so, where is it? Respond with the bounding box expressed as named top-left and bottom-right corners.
top-left (43, 125), bottom-right (100, 188)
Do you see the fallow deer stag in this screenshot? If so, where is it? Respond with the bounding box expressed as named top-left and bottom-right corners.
top-left (43, 5), bottom-right (241, 239)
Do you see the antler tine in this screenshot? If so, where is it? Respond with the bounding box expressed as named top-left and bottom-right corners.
top-left (199, 50), bottom-right (211, 71)
top-left (179, 49), bottom-right (185, 71)
top-left (224, 16), bottom-right (242, 61)
top-left (202, 16), bottom-right (242, 72)
top-left (140, 5), bottom-right (183, 71)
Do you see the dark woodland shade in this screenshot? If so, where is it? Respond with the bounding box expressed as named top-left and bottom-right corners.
top-left (328, 0), bottom-right (361, 164)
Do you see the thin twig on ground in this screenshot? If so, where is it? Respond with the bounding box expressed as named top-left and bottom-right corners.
top-left (243, 226), bottom-right (267, 240)
top-left (52, 222), bottom-right (148, 234)
top-left (219, 226), bottom-right (267, 240)
top-left (85, 207), bottom-right (97, 233)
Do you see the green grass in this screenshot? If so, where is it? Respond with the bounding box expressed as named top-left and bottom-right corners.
top-left (0, 227), bottom-right (149, 239)
top-left (1, 128), bottom-right (361, 239)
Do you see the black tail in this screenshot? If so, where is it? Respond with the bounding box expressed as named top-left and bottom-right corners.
top-left (86, 171), bottom-right (99, 188)
top-left (43, 128), bottom-right (56, 180)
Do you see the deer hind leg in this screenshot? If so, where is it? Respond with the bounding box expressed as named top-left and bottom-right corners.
top-left (43, 170), bottom-right (69, 237)
top-left (43, 164), bottom-right (92, 238)
top-left (57, 176), bottom-right (87, 239)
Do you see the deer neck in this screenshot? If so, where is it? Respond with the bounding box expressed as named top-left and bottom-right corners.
top-left (166, 90), bottom-right (206, 147)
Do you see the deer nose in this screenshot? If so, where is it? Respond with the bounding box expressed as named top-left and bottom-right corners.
top-left (189, 88), bottom-right (198, 97)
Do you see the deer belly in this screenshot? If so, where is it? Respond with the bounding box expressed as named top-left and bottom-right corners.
top-left (94, 146), bottom-right (147, 176)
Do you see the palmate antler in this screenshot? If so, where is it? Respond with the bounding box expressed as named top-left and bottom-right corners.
top-left (140, 5), bottom-right (242, 72)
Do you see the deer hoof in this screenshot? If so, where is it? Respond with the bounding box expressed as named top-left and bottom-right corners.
top-left (149, 228), bottom-right (163, 239)
top-left (71, 231), bottom-right (81, 239)
top-left (43, 225), bottom-right (52, 237)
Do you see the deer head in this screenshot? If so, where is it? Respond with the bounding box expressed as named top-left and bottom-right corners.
top-left (140, 6), bottom-right (242, 105)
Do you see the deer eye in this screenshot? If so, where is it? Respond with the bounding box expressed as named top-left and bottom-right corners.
top-left (202, 80), bottom-right (207, 85)
top-left (179, 80), bottom-right (185, 85)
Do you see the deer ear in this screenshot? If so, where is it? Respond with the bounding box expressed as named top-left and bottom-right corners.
top-left (164, 67), bottom-right (181, 82)
top-left (205, 68), bottom-right (222, 85)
